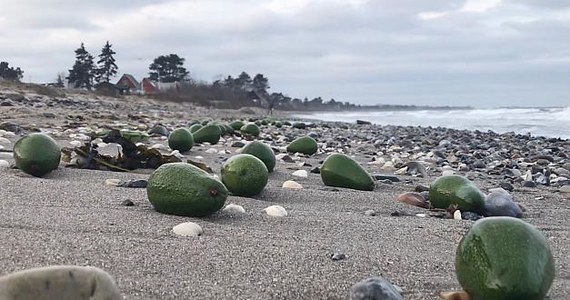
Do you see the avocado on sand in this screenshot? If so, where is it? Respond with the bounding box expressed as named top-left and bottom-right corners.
top-left (455, 217), bottom-right (555, 300)
top-left (168, 128), bottom-right (194, 152)
top-left (320, 153), bottom-right (375, 191)
top-left (429, 175), bottom-right (485, 213)
top-left (147, 162), bottom-right (228, 217)
top-left (286, 136), bottom-right (318, 155)
top-left (241, 141), bottom-right (276, 172)
top-left (221, 154), bottom-right (268, 197)
top-left (192, 124), bottom-right (222, 144)
top-left (13, 133), bottom-right (61, 177)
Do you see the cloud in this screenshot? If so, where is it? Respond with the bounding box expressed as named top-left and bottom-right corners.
top-left (0, 0), bottom-right (568, 107)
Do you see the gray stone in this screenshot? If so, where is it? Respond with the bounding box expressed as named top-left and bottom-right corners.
top-left (484, 188), bottom-right (523, 218)
top-left (559, 185), bottom-right (570, 193)
top-left (0, 265), bottom-right (122, 300)
top-left (522, 180), bottom-right (536, 188)
top-left (406, 161), bottom-right (427, 178)
top-left (148, 124), bottom-right (169, 136)
top-left (349, 276), bottom-right (403, 300)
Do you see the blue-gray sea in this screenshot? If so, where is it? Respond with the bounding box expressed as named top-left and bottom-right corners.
top-left (295, 107), bottom-right (570, 140)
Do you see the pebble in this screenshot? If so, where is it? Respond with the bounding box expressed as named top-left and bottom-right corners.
top-left (222, 203), bottom-right (246, 214)
top-left (349, 276), bottom-right (404, 300)
top-left (0, 265), bottom-right (122, 300)
top-left (150, 143), bottom-right (168, 150)
top-left (559, 185), bottom-right (570, 193)
top-left (453, 210), bottom-right (462, 220)
top-left (69, 140), bottom-right (82, 147)
top-left (105, 179), bottom-right (121, 186)
top-left (397, 192), bottom-right (429, 209)
top-left (282, 180), bottom-right (303, 189)
top-left (364, 209), bottom-right (377, 216)
top-left (172, 222), bottom-right (203, 237)
top-left (205, 148), bottom-right (218, 154)
top-left (441, 170), bottom-right (455, 176)
top-left (521, 180), bottom-right (536, 188)
top-left (372, 174), bottom-right (400, 182)
top-left (121, 199), bottom-right (135, 206)
top-left (0, 137), bottom-right (10, 144)
top-left (0, 160), bottom-right (9, 168)
top-left (291, 170), bottom-right (308, 178)
top-left (330, 252), bottom-right (347, 261)
top-left (484, 188), bottom-right (523, 218)
top-left (461, 211), bottom-right (483, 221)
top-left (264, 205), bottom-right (287, 217)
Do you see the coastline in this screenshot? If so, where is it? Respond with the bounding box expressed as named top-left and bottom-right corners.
top-left (0, 86), bottom-right (568, 299)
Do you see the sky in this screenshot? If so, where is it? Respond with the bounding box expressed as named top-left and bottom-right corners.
top-left (1, 0), bottom-right (569, 107)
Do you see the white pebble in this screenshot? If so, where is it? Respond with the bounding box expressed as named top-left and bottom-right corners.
top-left (453, 210), bottom-right (462, 220)
top-left (415, 213), bottom-right (427, 218)
top-left (150, 143), bottom-right (167, 150)
top-left (222, 203), bottom-right (246, 214)
top-left (205, 148), bottom-right (218, 154)
top-left (105, 179), bottom-right (121, 186)
top-left (69, 133), bottom-right (91, 141)
top-left (69, 140), bottom-right (83, 147)
top-left (264, 205), bottom-right (288, 217)
top-left (442, 170), bottom-right (455, 176)
top-left (172, 222), bottom-right (203, 237)
top-left (194, 156), bottom-right (204, 160)
top-left (291, 170), bottom-right (308, 178)
top-left (0, 137), bottom-right (10, 144)
top-left (169, 150), bottom-right (185, 158)
top-left (0, 153), bottom-right (11, 159)
top-left (0, 160), bottom-right (9, 168)
top-left (282, 180), bottom-right (303, 189)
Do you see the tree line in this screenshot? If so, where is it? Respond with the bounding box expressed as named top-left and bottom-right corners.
top-left (0, 42), bottom-right (360, 111)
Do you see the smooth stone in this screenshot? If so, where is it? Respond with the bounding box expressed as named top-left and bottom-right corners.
top-left (69, 140), bottom-right (82, 147)
top-left (276, 153), bottom-right (294, 163)
top-left (291, 170), bottom-right (308, 178)
top-left (484, 188), bottom-right (523, 218)
top-left (282, 180), bottom-right (303, 189)
top-left (205, 148), bottom-right (218, 154)
top-left (310, 166), bottom-right (320, 174)
top-left (231, 141), bottom-right (245, 148)
top-left (121, 199), bottom-right (135, 206)
top-left (264, 205), bottom-right (287, 217)
top-left (222, 203), bottom-right (246, 214)
top-left (453, 210), bottom-right (462, 220)
top-left (397, 192), bottom-right (429, 209)
top-left (0, 160), bottom-right (9, 168)
top-left (148, 124), bottom-right (169, 136)
top-left (499, 182), bottom-right (514, 192)
top-left (372, 174), bottom-right (400, 182)
top-left (150, 143), bottom-right (168, 150)
top-left (0, 137), bottom-right (10, 144)
top-left (172, 222), bottom-right (203, 237)
top-left (105, 179), bottom-right (121, 187)
top-left (330, 252), bottom-right (347, 261)
top-left (406, 161), bottom-right (427, 177)
top-left (364, 209), bottom-right (377, 216)
top-left (559, 185), bottom-right (570, 193)
top-left (521, 180), bottom-right (536, 188)
top-left (461, 211), bottom-right (483, 221)
top-left (442, 170), bottom-right (455, 177)
top-left (472, 159), bottom-right (486, 169)
top-left (349, 276), bottom-right (404, 300)
top-left (0, 265), bottom-right (122, 300)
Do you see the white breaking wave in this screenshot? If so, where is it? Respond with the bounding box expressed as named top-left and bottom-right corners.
top-left (294, 107), bottom-right (570, 139)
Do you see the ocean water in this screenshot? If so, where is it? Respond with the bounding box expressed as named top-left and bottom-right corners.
top-left (294, 107), bottom-right (570, 139)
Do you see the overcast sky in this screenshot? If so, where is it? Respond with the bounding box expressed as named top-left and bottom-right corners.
top-left (1, 0), bottom-right (569, 107)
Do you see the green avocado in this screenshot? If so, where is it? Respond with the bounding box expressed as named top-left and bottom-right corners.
top-left (221, 154), bottom-right (268, 197)
top-left (241, 141), bottom-right (276, 172)
top-left (320, 153), bottom-right (375, 191)
top-left (429, 175), bottom-right (485, 212)
top-left (13, 133), bottom-right (61, 177)
top-left (168, 128), bottom-right (194, 152)
top-left (229, 120), bottom-right (245, 131)
top-left (456, 217), bottom-right (555, 300)
top-left (188, 123), bottom-right (203, 133)
top-left (192, 124), bottom-right (222, 144)
top-left (286, 136), bottom-right (318, 155)
top-left (240, 123), bottom-right (260, 137)
top-left (147, 162), bottom-right (228, 217)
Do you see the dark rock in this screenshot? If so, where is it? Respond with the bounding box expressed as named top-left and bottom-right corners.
top-left (414, 185), bottom-right (430, 193)
top-left (533, 173), bottom-right (549, 186)
top-left (356, 119), bottom-right (372, 125)
top-left (521, 180), bottom-right (536, 187)
top-left (499, 182), bottom-right (514, 192)
top-left (42, 112), bottom-right (56, 118)
top-left (330, 252), bottom-right (347, 261)
top-left (378, 179), bottom-right (393, 185)
top-left (121, 200), bottom-right (135, 206)
top-left (349, 276), bottom-right (403, 300)
top-left (461, 211), bottom-right (483, 221)
top-left (372, 174), bottom-right (400, 182)
top-left (231, 141), bottom-right (246, 148)
top-left (484, 188), bottom-right (523, 218)
top-left (472, 159), bottom-right (486, 169)
top-left (307, 131), bottom-right (320, 139)
top-left (0, 122), bottom-right (22, 134)
top-left (0, 100), bottom-right (14, 106)
top-left (148, 124), bottom-right (169, 136)
top-left (310, 166), bottom-right (320, 174)
top-left (117, 179), bottom-right (148, 188)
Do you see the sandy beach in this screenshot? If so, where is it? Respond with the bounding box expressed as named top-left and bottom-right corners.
top-left (0, 84), bottom-right (568, 299)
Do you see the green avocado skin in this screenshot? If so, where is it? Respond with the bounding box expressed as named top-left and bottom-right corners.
top-left (241, 141), bottom-right (276, 172)
top-left (320, 153), bottom-right (375, 191)
top-left (429, 175), bottom-right (485, 213)
top-left (192, 124), bottom-right (222, 144)
top-left (286, 136), bottom-right (318, 155)
top-left (147, 163), bottom-right (228, 217)
top-left (455, 217), bottom-right (555, 300)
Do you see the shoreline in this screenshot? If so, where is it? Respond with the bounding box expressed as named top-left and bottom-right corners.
top-left (0, 85), bottom-right (568, 299)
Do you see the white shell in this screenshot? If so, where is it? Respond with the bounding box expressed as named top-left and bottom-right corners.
top-left (264, 205), bottom-right (287, 217)
top-left (105, 179), bottom-right (121, 186)
top-left (172, 222), bottom-right (203, 237)
top-left (222, 203), bottom-right (246, 214)
top-left (282, 180), bottom-right (303, 189)
top-left (453, 210), bottom-right (462, 220)
top-left (205, 148), bottom-right (218, 154)
top-left (291, 170), bottom-right (308, 178)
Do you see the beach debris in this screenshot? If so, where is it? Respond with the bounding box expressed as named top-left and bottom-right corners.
top-left (406, 161), bottom-right (428, 178)
top-left (147, 162), bottom-right (228, 217)
top-left (0, 265), bottom-right (122, 300)
top-left (221, 154), bottom-right (268, 197)
top-left (13, 133), bottom-right (61, 177)
top-left (222, 203), bottom-right (246, 214)
top-left (364, 209), bottom-right (377, 216)
top-left (320, 153), bottom-right (375, 191)
top-left (292, 169), bottom-right (308, 178)
top-left (453, 210), bottom-right (462, 220)
top-left (286, 136), bottom-right (318, 155)
top-left (330, 251), bottom-right (347, 261)
top-left (121, 199), bottom-right (135, 206)
top-left (172, 222), bottom-right (203, 237)
top-left (397, 192), bottom-right (430, 209)
top-left (193, 124), bottom-right (222, 144)
top-left (282, 180), bottom-right (303, 189)
top-left (105, 178), bottom-right (121, 186)
top-left (168, 127), bottom-right (194, 152)
top-left (455, 217), bottom-right (555, 300)
top-left (429, 175), bottom-right (485, 214)
top-left (483, 188), bottom-right (522, 218)
top-left (439, 291), bottom-right (471, 300)
top-left (62, 129), bottom-right (181, 172)
top-left (291, 122), bottom-right (306, 129)
top-left (264, 205), bottom-right (287, 217)
top-left (241, 141), bottom-right (276, 172)
top-left (349, 276), bottom-right (404, 300)
top-left (461, 211), bottom-right (482, 221)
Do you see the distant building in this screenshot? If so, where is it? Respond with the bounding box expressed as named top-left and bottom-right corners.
top-left (141, 78), bottom-right (158, 95)
top-left (116, 74), bottom-right (141, 94)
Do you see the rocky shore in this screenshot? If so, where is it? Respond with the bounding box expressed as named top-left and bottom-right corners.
top-left (0, 83), bottom-right (568, 299)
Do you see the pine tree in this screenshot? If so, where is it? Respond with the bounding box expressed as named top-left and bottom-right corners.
top-left (95, 41), bottom-right (118, 84)
top-left (66, 43), bottom-right (95, 89)
top-left (149, 54), bottom-right (189, 83)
